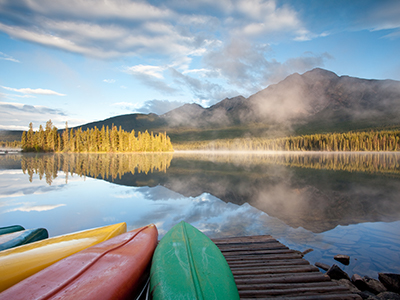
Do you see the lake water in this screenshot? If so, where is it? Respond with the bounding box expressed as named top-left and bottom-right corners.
top-left (1, 151), bottom-right (400, 279)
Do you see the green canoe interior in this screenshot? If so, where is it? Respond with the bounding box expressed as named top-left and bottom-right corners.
top-left (150, 221), bottom-right (240, 300)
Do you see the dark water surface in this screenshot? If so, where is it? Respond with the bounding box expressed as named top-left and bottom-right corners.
top-left (1, 151), bottom-right (399, 278)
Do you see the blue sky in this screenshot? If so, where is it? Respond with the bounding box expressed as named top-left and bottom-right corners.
top-left (0, 0), bottom-right (399, 130)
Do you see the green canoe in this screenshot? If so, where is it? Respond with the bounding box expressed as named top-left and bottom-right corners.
top-left (0, 228), bottom-right (49, 251)
top-left (0, 225), bottom-right (25, 236)
top-left (150, 221), bottom-right (240, 300)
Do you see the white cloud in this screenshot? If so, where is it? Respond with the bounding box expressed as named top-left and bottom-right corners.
top-left (203, 38), bottom-right (333, 91)
top-left (182, 68), bottom-right (211, 75)
top-left (0, 0), bottom-right (314, 61)
top-left (20, 0), bottom-right (173, 20)
top-left (170, 68), bottom-right (239, 105)
top-left (0, 52), bottom-right (20, 63)
top-left (1, 86), bottom-right (66, 96)
top-left (223, 0), bottom-right (308, 41)
top-left (1, 92), bottom-right (36, 99)
top-left (0, 2), bottom-right (192, 59)
top-left (0, 101), bottom-right (69, 130)
top-left (0, 0), bottom-right (341, 104)
top-left (124, 64), bottom-right (178, 95)
top-left (125, 64), bottom-right (165, 79)
top-left (0, 23), bottom-right (106, 57)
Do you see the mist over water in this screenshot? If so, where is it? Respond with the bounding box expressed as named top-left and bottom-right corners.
top-left (0, 152), bottom-right (399, 278)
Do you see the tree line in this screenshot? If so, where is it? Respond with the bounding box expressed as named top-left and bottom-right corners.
top-left (21, 120), bottom-right (174, 153)
top-left (174, 130), bottom-right (400, 152)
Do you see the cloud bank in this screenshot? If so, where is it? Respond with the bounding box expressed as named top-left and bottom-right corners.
top-left (0, 0), bottom-right (398, 114)
top-left (0, 101), bottom-right (68, 130)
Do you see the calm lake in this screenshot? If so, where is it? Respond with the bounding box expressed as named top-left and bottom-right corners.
top-left (1, 151), bottom-right (400, 279)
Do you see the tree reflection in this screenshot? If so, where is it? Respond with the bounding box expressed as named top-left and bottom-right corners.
top-left (174, 152), bottom-right (400, 177)
top-left (19, 153), bottom-right (173, 185)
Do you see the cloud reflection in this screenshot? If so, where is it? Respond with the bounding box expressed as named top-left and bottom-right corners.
top-left (4, 204), bottom-right (66, 213)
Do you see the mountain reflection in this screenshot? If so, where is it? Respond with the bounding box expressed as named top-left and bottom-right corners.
top-left (2, 151), bottom-right (400, 233)
top-left (163, 153), bottom-right (400, 233)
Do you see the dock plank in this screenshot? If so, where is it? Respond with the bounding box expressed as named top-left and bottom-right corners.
top-left (212, 235), bottom-right (362, 300)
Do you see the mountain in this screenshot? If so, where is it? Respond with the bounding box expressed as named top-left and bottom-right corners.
top-left (165, 68), bottom-right (400, 131)
top-left (2, 68), bottom-right (400, 142)
top-left (105, 69), bottom-right (400, 139)
top-left (0, 130), bottom-right (24, 142)
top-left (163, 68), bottom-right (400, 139)
top-left (77, 113), bottom-right (167, 132)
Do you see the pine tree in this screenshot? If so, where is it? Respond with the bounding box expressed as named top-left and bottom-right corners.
top-left (63, 122), bottom-right (69, 152)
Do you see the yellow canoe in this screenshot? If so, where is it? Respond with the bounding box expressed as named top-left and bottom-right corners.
top-left (0, 222), bottom-right (126, 292)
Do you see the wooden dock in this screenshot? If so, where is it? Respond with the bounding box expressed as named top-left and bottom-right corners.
top-left (212, 235), bottom-right (362, 300)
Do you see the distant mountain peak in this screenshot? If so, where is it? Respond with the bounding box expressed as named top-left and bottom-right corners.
top-left (182, 103), bottom-right (204, 108)
top-left (162, 102), bottom-right (205, 116)
top-left (306, 67), bottom-right (338, 75)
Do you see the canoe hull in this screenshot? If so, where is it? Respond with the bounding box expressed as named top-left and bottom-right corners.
top-left (0, 222), bottom-right (126, 292)
top-left (150, 221), bottom-right (240, 300)
top-left (0, 224), bottom-right (158, 300)
top-left (0, 228), bottom-right (48, 251)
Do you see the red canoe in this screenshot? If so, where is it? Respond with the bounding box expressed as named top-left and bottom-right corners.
top-left (0, 224), bottom-right (158, 300)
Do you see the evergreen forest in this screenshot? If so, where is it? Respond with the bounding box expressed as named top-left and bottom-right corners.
top-left (174, 130), bottom-right (400, 152)
top-left (20, 120), bottom-right (174, 153)
top-left (2, 120), bottom-right (400, 153)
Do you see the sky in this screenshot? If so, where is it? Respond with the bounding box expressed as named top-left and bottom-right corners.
top-left (0, 0), bottom-right (400, 131)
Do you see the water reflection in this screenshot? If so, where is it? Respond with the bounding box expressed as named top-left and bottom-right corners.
top-left (19, 153), bottom-right (173, 185)
top-left (2, 152), bottom-right (400, 233)
top-left (0, 152), bottom-right (400, 278)
top-left (157, 152), bottom-right (400, 233)
top-left (175, 151), bottom-right (400, 176)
